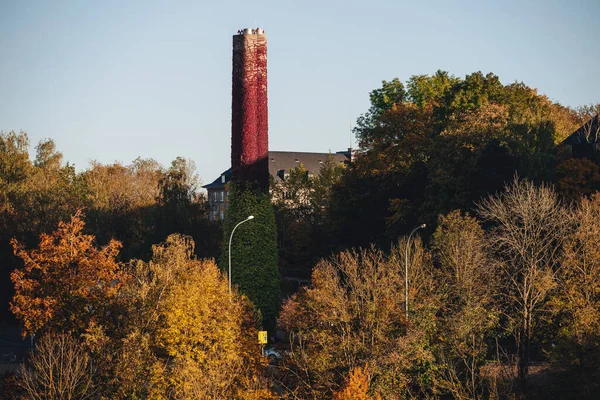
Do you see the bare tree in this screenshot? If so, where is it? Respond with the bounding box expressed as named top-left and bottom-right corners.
top-left (432, 210), bottom-right (499, 400)
top-left (17, 333), bottom-right (94, 400)
top-left (575, 106), bottom-right (600, 143)
top-left (478, 176), bottom-right (571, 392)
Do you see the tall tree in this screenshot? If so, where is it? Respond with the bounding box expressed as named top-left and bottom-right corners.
top-left (477, 177), bottom-right (570, 391)
top-left (551, 193), bottom-right (600, 393)
top-left (432, 211), bottom-right (499, 399)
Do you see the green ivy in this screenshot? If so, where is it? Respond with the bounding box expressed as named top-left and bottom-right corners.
top-left (220, 183), bottom-right (280, 328)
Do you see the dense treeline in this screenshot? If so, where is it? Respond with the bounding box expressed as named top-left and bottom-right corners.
top-left (274, 71), bottom-right (599, 276)
top-left (0, 132), bottom-right (221, 319)
top-left (1, 70), bottom-right (600, 398)
top-left (277, 179), bottom-right (600, 399)
top-left (328, 71), bottom-right (598, 250)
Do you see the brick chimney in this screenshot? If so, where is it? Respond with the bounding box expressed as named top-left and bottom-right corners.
top-left (231, 28), bottom-right (269, 192)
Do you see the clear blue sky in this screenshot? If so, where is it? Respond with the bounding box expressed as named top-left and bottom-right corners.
top-left (1, 0), bottom-right (599, 185)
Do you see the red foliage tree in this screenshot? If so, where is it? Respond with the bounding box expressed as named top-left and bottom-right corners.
top-left (10, 212), bottom-right (128, 337)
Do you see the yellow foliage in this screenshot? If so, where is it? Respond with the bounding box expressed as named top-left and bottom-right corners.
top-left (333, 366), bottom-right (381, 400)
top-left (120, 234), bottom-right (273, 399)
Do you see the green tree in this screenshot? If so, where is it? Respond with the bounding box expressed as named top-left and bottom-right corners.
top-left (311, 154), bottom-right (346, 223)
top-left (406, 70), bottom-right (459, 108)
top-left (0, 132), bottom-right (84, 321)
top-left (222, 184), bottom-right (279, 328)
top-left (271, 162), bottom-right (312, 221)
top-left (368, 78), bottom-right (406, 117)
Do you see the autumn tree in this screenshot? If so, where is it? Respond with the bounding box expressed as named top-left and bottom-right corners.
top-left (333, 366), bottom-right (382, 400)
top-left (10, 212), bottom-right (127, 337)
top-left (0, 130), bottom-right (31, 185)
top-left (432, 211), bottom-right (499, 399)
top-left (337, 71), bottom-right (580, 250)
top-left (112, 234), bottom-right (273, 399)
top-left (0, 133), bottom-right (83, 320)
top-left (156, 156), bottom-right (220, 259)
top-left (278, 242), bottom-right (438, 399)
top-left (83, 157), bottom-right (220, 261)
top-left (478, 177), bottom-right (571, 391)
top-left (550, 193), bottom-right (600, 393)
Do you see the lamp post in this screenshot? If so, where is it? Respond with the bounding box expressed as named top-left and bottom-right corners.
top-left (229, 215), bottom-right (255, 294)
top-left (405, 223), bottom-right (426, 320)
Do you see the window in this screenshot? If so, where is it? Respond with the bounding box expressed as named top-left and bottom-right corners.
top-left (219, 191), bottom-right (224, 202)
top-left (212, 191), bottom-right (219, 203)
top-left (220, 211), bottom-right (225, 220)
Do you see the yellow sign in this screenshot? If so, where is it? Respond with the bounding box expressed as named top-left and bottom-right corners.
top-left (258, 330), bottom-right (268, 344)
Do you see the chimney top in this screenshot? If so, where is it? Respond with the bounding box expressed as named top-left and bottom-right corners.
top-left (237, 28), bottom-right (265, 35)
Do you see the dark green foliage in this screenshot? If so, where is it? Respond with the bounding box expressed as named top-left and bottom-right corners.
top-left (330, 70), bottom-right (580, 249)
top-left (221, 184), bottom-right (279, 328)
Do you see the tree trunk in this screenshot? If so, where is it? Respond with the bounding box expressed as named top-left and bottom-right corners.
top-left (517, 311), bottom-right (530, 394)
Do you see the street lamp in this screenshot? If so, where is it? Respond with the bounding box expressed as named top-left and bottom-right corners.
top-left (229, 215), bottom-right (255, 294)
top-left (405, 223), bottom-right (426, 320)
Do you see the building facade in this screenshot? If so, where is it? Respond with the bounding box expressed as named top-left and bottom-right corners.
top-left (203, 150), bottom-right (352, 221)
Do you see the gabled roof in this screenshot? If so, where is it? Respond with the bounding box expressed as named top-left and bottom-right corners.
top-left (202, 150), bottom-right (350, 189)
top-left (203, 168), bottom-right (231, 189)
top-left (561, 114), bottom-right (600, 145)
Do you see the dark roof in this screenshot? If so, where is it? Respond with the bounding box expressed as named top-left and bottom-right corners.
top-left (202, 150), bottom-right (350, 189)
top-left (268, 151), bottom-right (349, 182)
top-left (561, 114), bottom-right (600, 145)
top-left (203, 168), bottom-right (231, 189)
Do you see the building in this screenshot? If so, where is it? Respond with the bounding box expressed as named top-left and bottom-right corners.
top-left (203, 149), bottom-right (352, 221)
top-left (204, 28), bottom-right (353, 220)
top-left (560, 114), bottom-right (600, 160)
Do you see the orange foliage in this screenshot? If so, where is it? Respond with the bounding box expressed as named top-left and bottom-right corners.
top-left (333, 366), bottom-right (381, 400)
top-left (10, 211), bottom-right (128, 337)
